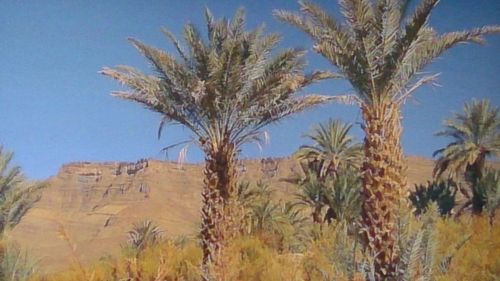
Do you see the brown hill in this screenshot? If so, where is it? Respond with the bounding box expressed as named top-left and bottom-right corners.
top-left (10, 156), bottom-right (435, 273)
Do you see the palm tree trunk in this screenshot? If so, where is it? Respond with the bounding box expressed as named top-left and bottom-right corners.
top-left (312, 205), bottom-right (323, 224)
top-left (465, 155), bottom-right (485, 187)
top-left (467, 155), bottom-right (486, 214)
top-left (361, 102), bottom-right (407, 280)
top-left (201, 142), bottom-right (239, 281)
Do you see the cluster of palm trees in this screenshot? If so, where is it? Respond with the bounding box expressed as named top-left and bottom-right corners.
top-left (102, 1), bottom-right (499, 280)
top-left (291, 119), bottom-right (362, 225)
top-left (237, 181), bottom-right (309, 252)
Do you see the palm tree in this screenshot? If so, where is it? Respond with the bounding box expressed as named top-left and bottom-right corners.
top-left (294, 170), bottom-right (329, 224)
top-left (237, 181), bottom-right (273, 232)
top-left (275, 1), bottom-right (499, 278)
top-left (476, 169), bottom-right (500, 225)
top-left (434, 99), bottom-right (499, 184)
top-left (294, 119), bottom-right (363, 178)
top-left (101, 8), bottom-right (334, 279)
top-left (0, 146), bottom-right (43, 237)
top-left (127, 220), bottom-right (163, 252)
top-left (248, 196), bottom-right (307, 251)
top-left (323, 170), bottom-right (362, 224)
top-left (291, 119), bottom-right (361, 224)
top-left (0, 146), bottom-right (43, 281)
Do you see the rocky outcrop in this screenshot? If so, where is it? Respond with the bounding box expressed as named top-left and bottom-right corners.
top-left (113, 159), bottom-right (149, 176)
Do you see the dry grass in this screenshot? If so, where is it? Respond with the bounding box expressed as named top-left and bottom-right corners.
top-left (27, 213), bottom-right (499, 281)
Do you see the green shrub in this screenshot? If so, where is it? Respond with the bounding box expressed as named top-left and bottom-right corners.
top-left (409, 180), bottom-right (457, 216)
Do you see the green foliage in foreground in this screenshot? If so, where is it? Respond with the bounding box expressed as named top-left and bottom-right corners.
top-left (0, 146), bottom-right (44, 236)
top-left (0, 242), bottom-right (38, 281)
top-left (0, 146), bottom-right (44, 281)
top-left (473, 169), bottom-right (500, 223)
top-left (125, 220), bottom-right (163, 252)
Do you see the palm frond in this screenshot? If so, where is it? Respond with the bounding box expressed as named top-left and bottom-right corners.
top-left (294, 119), bottom-right (363, 178)
top-left (0, 146), bottom-right (44, 235)
top-left (277, 0), bottom-right (499, 105)
top-left (103, 8), bottom-right (329, 153)
top-left (434, 99), bottom-right (499, 179)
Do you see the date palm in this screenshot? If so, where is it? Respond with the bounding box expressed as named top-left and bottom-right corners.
top-left (292, 119), bottom-right (361, 224)
top-left (101, 8), bottom-right (334, 279)
top-left (294, 169), bottom-right (329, 224)
top-left (276, 1), bottom-right (499, 278)
top-left (434, 99), bottom-right (499, 184)
top-left (434, 100), bottom-right (499, 215)
top-left (0, 146), bottom-right (43, 237)
top-left (295, 119), bottom-right (363, 178)
top-left (323, 170), bottom-right (362, 224)
top-left (127, 220), bottom-right (163, 252)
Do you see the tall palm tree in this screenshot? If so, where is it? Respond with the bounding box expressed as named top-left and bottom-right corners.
top-left (294, 119), bottom-right (363, 178)
top-left (275, 1), bottom-right (499, 278)
top-left (101, 8), bottom-right (334, 279)
top-left (434, 99), bottom-right (499, 183)
top-left (0, 146), bottom-right (43, 237)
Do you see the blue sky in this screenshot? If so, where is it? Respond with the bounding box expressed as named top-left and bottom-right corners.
top-left (1, 0), bottom-right (499, 179)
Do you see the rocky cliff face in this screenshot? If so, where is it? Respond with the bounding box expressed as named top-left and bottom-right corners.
top-left (57, 159), bottom-right (150, 211)
top-left (10, 157), bottom-right (435, 272)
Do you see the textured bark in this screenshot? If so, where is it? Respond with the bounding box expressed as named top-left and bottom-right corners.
top-left (312, 205), bottom-right (323, 224)
top-left (465, 155), bottom-right (485, 187)
top-left (200, 142), bottom-right (239, 281)
top-left (361, 103), bottom-right (407, 280)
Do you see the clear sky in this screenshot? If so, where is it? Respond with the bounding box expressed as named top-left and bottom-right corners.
top-left (1, 0), bottom-right (499, 179)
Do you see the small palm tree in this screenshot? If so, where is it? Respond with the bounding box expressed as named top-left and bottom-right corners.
top-left (323, 170), bottom-right (362, 224)
top-left (294, 170), bottom-right (328, 224)
top-left (477, 170), bottom-right (500, 226)
top-left (294, 119), bottom-right (363, 178)
top-left (236, 181), bottom-right (272, 210)
top-left (101, 8), bottom-right (334, 279)
top-left (434, 99), bottom-right (499, 184)
top-left (475, 169), bottom-right (500, 225)
top-left (0, 146), bottom-right (43, 237)
top-left (237, 181), bottom-right (273, 232)
top-left (248, 195), bottom-right (307, 251)
top-left (276, 1), bottom-right (499, 278)
top-left (249, 199), bottom-right (282, 234)
top-left (409, 179), bottom-right (458, 216)
top-left (291, 119), bottom-right (361, 224)
top-left (127, 220), bottom-right (163, 252)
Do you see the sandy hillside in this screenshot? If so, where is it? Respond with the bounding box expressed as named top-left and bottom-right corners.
top-left (11, 156), bottom-right (435, 272)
